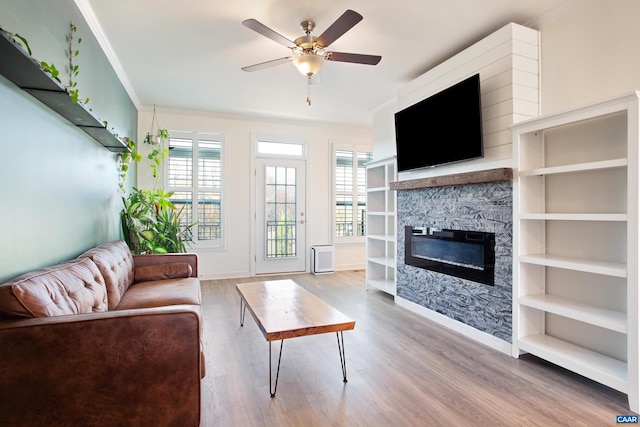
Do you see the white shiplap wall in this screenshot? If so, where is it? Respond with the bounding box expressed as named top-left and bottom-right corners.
top-left (392, 22), bottom-right (540, 355)
top-left (396, 22), bottom-right (540, 180)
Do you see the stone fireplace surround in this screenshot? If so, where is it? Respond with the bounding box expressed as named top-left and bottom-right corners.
top-left (392, 169), bottom-right (513, 348)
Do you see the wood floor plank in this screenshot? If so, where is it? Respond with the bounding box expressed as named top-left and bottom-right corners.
top-left (199, 271), bottom-right (634, 426)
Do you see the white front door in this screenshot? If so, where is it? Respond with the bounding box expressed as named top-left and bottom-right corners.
top-left (255, 158), bottom-right (306, 274)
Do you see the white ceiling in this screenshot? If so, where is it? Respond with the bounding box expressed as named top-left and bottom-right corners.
top-left (85, 0), bottom-right (567, 127)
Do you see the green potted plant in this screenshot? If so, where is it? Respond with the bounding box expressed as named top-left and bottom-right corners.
top-left (118, 107), bottom-right (188, 253)
top-left (121, 187), bottom-right (194, 254)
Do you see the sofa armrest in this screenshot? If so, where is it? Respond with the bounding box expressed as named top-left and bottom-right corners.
top-left (0, 306), bottom-right (202, 426)
top-left (133, 253), bottom-right (198, 278)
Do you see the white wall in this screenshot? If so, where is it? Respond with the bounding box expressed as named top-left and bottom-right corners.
top-left (375, 23), bottom-right (539, 182)
top-left (0, 0), bottom-right (137, 283)
top-left (136, 108), bottom-right (372, 280)
top-left (373, 1), bottom-right (640, 161)
top-left (372, 100), bottom-right (397, 162)
top-left (537, 0), bottom-right (640, 115)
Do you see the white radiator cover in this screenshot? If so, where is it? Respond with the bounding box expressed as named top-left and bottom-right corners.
top-left (311, 245), bottom-right (334, 274)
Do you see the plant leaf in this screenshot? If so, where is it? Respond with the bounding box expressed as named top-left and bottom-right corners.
top-left (13, 33), bottom-right (32, 56)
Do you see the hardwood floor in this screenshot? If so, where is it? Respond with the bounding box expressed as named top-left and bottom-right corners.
top-left (199, 270), bottom-right (633, 426)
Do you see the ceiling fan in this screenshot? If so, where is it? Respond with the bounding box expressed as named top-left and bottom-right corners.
top-left (241, 9), bottom-right (381, 105)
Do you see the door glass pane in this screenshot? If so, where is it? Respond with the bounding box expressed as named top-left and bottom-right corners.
top-left (265, 166), bottom-right (297, 258)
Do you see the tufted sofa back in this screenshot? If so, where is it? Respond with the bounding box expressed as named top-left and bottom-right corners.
top-left (0, 257), bottom-right (108, 319)
top-left (78, 240), bottom-right (135, 310)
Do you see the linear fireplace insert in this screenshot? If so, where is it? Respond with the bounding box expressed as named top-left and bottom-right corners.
top-left (405, 226), bottom-right (495, 285)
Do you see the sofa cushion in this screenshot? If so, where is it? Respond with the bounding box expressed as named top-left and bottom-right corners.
top-left (79, 240), bottom-right (135, 310)
top-left (134, 262), bottom-right (192, 282)
top-left (114, 277), bottom-right (201, 310)
top-left (0, 257), bottom-right (108, 319)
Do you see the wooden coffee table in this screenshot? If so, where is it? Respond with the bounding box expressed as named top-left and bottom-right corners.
top-left (235, 279), bottom-right (356, 397)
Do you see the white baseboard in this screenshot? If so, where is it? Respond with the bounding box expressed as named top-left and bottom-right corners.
top-left (395, 296), bottom-right (513, 356)
top-left (199, 270), bottom-right (251, 281)
top-left (334, 263), bottom-right (365, 271)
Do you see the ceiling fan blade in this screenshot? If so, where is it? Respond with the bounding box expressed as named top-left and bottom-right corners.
top-left (326, 52), bottom-right (381, 65)
top-left (242, 19), bottom-right (297, 49)
top-left (315, 10), bottom-right (363, 48)
top-left (241, 57), bottom-right (295, 72)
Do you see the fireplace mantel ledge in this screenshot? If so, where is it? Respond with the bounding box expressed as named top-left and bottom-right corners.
top-left (390, 168), bottom-right (513, 191)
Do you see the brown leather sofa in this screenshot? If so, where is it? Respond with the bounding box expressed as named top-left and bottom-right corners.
top-left (0, 240), bottom-right (204, 427)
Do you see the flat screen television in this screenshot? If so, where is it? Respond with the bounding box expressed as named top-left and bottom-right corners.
top-left (394, 73), bottom-right (484, 172)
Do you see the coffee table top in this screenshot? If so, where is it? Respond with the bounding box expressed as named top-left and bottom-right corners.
top-left (236, 279), bottom-right (355, 341)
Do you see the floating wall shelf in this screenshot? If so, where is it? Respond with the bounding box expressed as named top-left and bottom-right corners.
top-left (0, 28), bottom-right (128, 152)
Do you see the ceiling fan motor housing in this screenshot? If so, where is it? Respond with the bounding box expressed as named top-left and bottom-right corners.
top-left (300, 20), bottom-right (315, 34)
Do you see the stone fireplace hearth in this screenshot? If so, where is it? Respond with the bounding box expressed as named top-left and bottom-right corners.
top-left (392, 169), bottom-right (513, 344)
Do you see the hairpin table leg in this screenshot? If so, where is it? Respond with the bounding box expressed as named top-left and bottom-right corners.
top-left (240, 298), bottom-right (247, 326)
top-left (269, 340), bottom-right (284, 397)
top-left (337, 331), bottom-right (348, 382)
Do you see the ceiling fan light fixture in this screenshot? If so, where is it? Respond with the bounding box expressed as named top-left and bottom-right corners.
top-left (293, 53), bottom-right (324, 77)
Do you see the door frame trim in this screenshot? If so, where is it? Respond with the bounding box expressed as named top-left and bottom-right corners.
top-left (250, 134), bottom-right (309, 276)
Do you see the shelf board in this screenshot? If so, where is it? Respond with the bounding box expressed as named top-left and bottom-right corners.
top-left (368, 257), bottom-right (395, 268)
top-left (519, 334), bottom-right (627, 392)
top-left (0, 32), bottom-right (65, 92)
top-left (520, 254), bottom-right (627, 277)
top-left (367, 234), bottom-right (396, 242)
top-left (520, 294), bottom-right (627, 333)
top-left (367, 278), bottom-right (396, 296)
top-left (367, 211), bottom-right (390, 216)
top-left (519, 158), bottom-right (627, 177)
top-left (367, 187), bottom-right (387, 192)
top-left (519, 213), bottom-right (627, 221)
top-left (0, 28), bottom-right (128, 153)
top-left (367, 234), bottom-right (387, 241)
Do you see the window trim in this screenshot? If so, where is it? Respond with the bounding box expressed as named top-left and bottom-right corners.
top-left (164, 130), bottom-right (226, 250)
top-left (332, 143), bottom-right (372, 245)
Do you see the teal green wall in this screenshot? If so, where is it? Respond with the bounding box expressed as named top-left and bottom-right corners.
top-left (0, 0), bottom-right (137, 282)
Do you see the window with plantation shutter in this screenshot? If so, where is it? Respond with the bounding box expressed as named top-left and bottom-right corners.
top-left (333, 145), bottom-right (372, 241)
top-left (166, 132), bottom-right (224, 247)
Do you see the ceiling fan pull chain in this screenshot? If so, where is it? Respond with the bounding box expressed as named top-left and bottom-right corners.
top-left (307, 77), bottom-right (312, 106)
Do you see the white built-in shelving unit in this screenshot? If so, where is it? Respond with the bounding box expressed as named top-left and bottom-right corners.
top-left (365, 157), bottom-right (397, 296)
top-left (512, 92), bottom-right (640, 412)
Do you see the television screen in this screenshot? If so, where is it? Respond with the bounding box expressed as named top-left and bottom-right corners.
top-left (394, 73), bottom-right (483, 172)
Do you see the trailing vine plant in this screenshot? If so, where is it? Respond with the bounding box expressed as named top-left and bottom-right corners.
top-left (6, 22), bottom-right (88, 104)
top-left (3, 25), bottom-right (186, 252)
top-left (118, 136), bottom-right (142, 194)
top-left (143, 105), bottom-right (169, 178)
top-left (66, 22), bottom-right (88, 105)
top-left (3, 24), bottom-right (139, 198)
